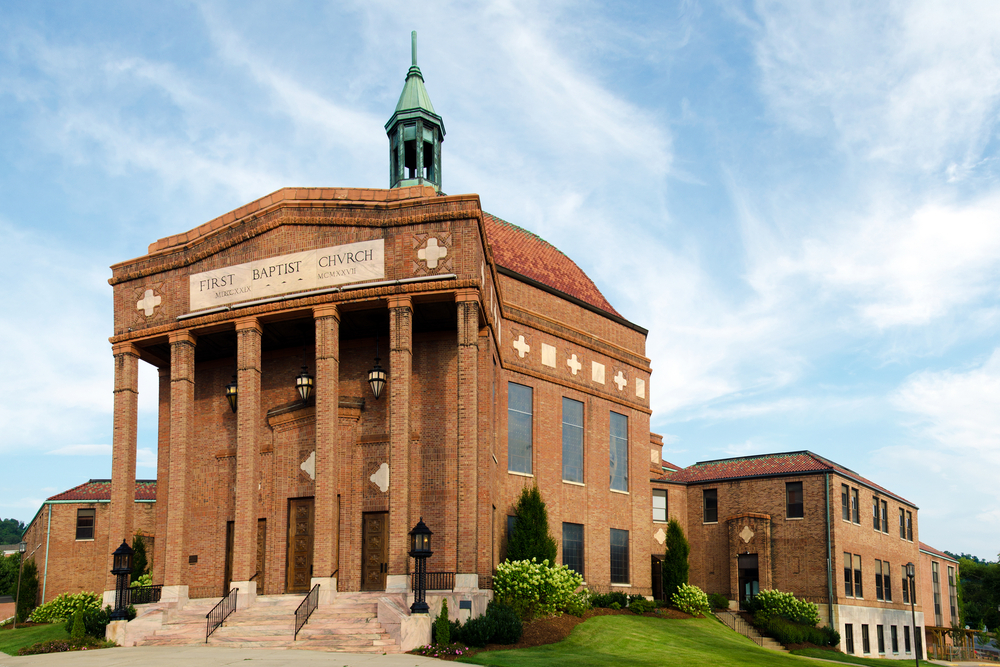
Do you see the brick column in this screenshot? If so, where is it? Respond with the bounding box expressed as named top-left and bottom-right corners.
top-left (152, 367), bottom-right (170, 587)
top-left (386, 296), bottom-right (412, 590)
top-left (455, 290), bottom-right (480, 581)
top-left (312, 304), bottom-right (340, 601)
top-left (163, 330), bottom-right (196, 601)
top-left (105, 342), bottom-right (139, 593)
top-left (232, 317), bottom-right (262, 607)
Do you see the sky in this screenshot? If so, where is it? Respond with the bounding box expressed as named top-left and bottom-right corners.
top-left (0, 0), bottom-right (998, 561)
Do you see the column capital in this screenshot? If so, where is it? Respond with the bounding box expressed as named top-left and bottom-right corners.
top-left (313, 303), bottom-right (341, 321)
top-left (235, 317), bottom-right (262, 333)
top-left (168, 330), bottom-right (197, 346)
top-left (112, 342), bottom-right (141, 357)
top-left (387, 295), bottom-right (412, 311)
top-left (454, 288), bottom-right (479, 304)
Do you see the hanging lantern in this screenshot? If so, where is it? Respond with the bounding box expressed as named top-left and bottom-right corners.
top-left (296, 366), bottom-right (314, 402)
top-left (225, 374), bottom-right (238, 413)
top-left (368, 359), bottom-right (387, 399)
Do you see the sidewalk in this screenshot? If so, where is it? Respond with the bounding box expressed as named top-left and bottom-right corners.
top-left (0, 646), bottom-right (444, 667)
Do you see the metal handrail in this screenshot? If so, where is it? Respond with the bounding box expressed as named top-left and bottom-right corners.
top-left (126, 585), bottom-right (163, 605)
top-left (206, 588), bottom-right (238, 642)
top-left (294, 584), bottom-right (320, 640)
top-left (715, 610), bottom-right (764, 647)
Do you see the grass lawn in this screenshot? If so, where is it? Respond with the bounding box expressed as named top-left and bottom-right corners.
top-left (790, 647), bottom-right (935, 666)
top-left (458, 615), bottom-right (833, 667)
top-left (0, 623), bottom-right (70, 656)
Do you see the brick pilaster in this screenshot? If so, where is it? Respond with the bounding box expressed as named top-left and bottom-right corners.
top-left (233, 317), bottom-right (262, 582)
top-left (456, 290), bottom-right (480, 573)
top-left (106, 342), bottom-right (139, 591)
top-left (313, 304), bottom-right (340, 578)
top-left (152, 367), bottom-right (170, 586)
top-left (164, 330), bottom-right (196, 586)
top-left (388, 295), bottom-right (412, 575)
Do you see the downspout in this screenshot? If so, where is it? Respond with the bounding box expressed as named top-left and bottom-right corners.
top-left (42, 503), bottom-right (52, 602)
top-left (825, 473), bottom-right (834, 627)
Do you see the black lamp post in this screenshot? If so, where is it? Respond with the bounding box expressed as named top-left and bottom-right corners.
top-left (296, 366), bottom-right (314, 401)
top-left (13, 541), bottom-right (25, 629)
top-left (225, 374), bottom-right (238, 413)
top-left (408, 518), bottom-right (433, 614)
top-left (906, 561), bottom-right (919, 666)
top-left (110, 540), bottom-right (134, 621)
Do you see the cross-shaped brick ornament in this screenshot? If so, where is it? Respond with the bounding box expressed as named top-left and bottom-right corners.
top-left (417, 237), bottom-right (447, 269)
top-left (613, 371), bottom-right (627, 391)
top-left (567, 354), bottom-right (582, 375)
top-left (512, 335), bottom-right (530, 358)
top-left (136, 289), bottom-right (161, 317)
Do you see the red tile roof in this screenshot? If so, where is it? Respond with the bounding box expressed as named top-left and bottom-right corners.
top-left (483, 212), bottom-right (621, 318)
top-left (47, 480), bottom-right (156, 502)
top-left (657, 451), bottom-right (916, 508)
top-left (919, 542), bottom-right (959, 563)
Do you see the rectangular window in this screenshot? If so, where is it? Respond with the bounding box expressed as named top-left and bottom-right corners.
top-left (949, 566), bottom-right (957, 620)
top-left (562, 523), bottom-right (584, 577)
top-left (851, 488), bottom-right (860, 523)
top-left (652, 489), bottom-right (667, 523)
top-left (875, 560), bottom-right (884, 601)
top-left (507, 515), bottom-right (517, 544)
top-left (609, 412), bottom-right (629, 492)
top-left (561, 398), bottom-right (584, 483)
top-left (786, 481), bottom-right (804, 518)
top-left (877, 625), bottom-right (885, 654)
top-left (881, 500), bottom-right (889, 532)
top-left (845, 624), bottom-right (855, 654)
top-left (841, 484), bottom-right (850, 521)
top-left (507, 383), bottom-right (533, 474)
top-left (854, 554), bottom-right (863, 598)
top-left (610, 528), bottom-right (629, 584)
top-left (933, 562), bottom-right (942, 626)
top-left (901, 565), bottom-right (910, 604)
top-left (904, 626), bottom-right (911, 653)
top-left (862, 624), bottom-right (870, 653)
top-left (75, 508), bottom-right (95, 540)
top-left (844, 552), bottom-right (854, 597)
top-left (703, 488), bottom-right (718, 523)
top-left (873, 496), bottom-right (880, 530)
top-left (891, 625), bottom-right (899, 653)
top-left (899, 508), bottom-right (906, 538)
top-left (906, 511), bottom-right (913, 541)
top-left (884, 560), bottom-right (892, 601)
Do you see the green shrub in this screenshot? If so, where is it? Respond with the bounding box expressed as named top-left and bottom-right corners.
top-left (708, 592), bottom-right (730, 609)
top-left (589, 591), bottom-right (629, 608)
top-left (671, 583), bottom-right (711, 617)
top-left (434, 599), bottom-right (451, 645)
top-left (493, 558), bottom-right (583, 619)
top-left (628, 598), bottom-right (655, 614)
top-left (16, 558), bottom-right (38, 622)
top-left (506, 486), bottom-right (557, 564)
top-left (129, 573), bottom-right (152, 589)
top-left (564, 590), bottom-right (591, 617)
top-left (30, 591), bottom-right (101, 623)
top-left (754, 615), bottom-right (838, 646)
top-left (71, 608), bottom-right (85, 639)
top-left (131, 534), bottom-right (149, 584)
top-left (17, 636), bottom-right (114, 655)
top-left (461, 611), bottom-right (494, 647)
top-left (746, 589), bottom-right (820, 626)
top-left (487, 601), bottom-right (523, 645)
top-left (662, 519), bottom-right (690, 601)
top-left (609, 601), bottom-right (621, 610)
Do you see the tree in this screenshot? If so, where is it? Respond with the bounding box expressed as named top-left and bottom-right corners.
top-left (662, 519), bottom-right (690, 602)
top-left (131, 533), bottom-right (149, 583)
top-left (959, 557), bottom-right (1000, 632)
top-left (16, 557), bottom-right (38, 623)
top-left (506, 485), bottom-right (557, 564)
top-left (0, 518), bottom-right (26, 545)
top-left (0, 553), bottom-right (18, 597)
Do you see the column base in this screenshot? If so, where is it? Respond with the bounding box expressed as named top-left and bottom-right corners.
top-left (230, 581), bottom-right (256, 609)
top-left (385, 574), bottom-right (410, 593)
top-left (102, 590), bottom-right (116, 608)
top-left (159, 585), bottom-right (189, 606)
top-left (453, 574), bottom-right (479, 592)
top-left (310, 576), bottom-right (338, 605)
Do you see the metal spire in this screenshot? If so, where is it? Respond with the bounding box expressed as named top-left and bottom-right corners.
top-left (412, 30), bottom-right (417, 67)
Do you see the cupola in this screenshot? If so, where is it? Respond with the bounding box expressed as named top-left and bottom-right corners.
top-left (385, 32), bottom-right (445, 192)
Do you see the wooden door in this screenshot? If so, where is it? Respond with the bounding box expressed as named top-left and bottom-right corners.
top-left (224, 521), bottom-right (235, 594)
top-left (286, 498), bottom-right (314, 593)
top-left (256, 519), bottom-right (267, 593)
top-left (361, 512), bottom-right (389, 591)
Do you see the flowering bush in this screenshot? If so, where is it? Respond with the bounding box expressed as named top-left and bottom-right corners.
top-left (493, 558), bottom-right (584, 619)
top-left (17, 636), bottom-right (115, 655)
top-left (411, 642), bottom-right (471, 658)
top-left (28, 592), bottom-right (101, 623)
top-left (671, 583), bottom-right (711, 617)
top-left (129, 573), bottom-right (152, 588)
top-left (746, 589), bottom-right (820, 626)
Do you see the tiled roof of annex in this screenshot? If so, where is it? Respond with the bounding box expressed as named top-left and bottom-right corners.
top-left (47, 479), bottom-right (157, 503)
top-left (654, 450), bottom-right (916, 508)
top-left (483, 212), bottom-right (621, 318)
top-left (919, 542), bottom-right (959, 563)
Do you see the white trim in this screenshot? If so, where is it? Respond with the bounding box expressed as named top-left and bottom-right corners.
top-left (611, 583), bottom-right (632, 588)
top-left (507, 470), bottom-right (534, 478)
top-left (562, 480), bottom-right (585, 487)
top-left (610, 488), bottom-right (629, 496)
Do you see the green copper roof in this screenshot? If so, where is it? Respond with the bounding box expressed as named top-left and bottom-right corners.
top-left (395, 32), bottom-right (436, 114)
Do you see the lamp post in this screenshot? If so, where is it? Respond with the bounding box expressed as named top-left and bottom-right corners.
top-left (12, 541), bottom-right (26, 629)
top-left (408, 518), bottom-right (433, 615)
top-left (906, 561), bottom-right (919, 666)
top-left (110, 540), bottom-right (134, 621)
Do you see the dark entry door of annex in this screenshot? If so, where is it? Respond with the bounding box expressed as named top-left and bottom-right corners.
top-left (361, 512), bottom-right (389, 591)
top-left (286, 498), bottom-right (315, 593)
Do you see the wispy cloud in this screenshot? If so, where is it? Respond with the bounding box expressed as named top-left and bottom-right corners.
top-left (47, 445), bottom-right (111, 456)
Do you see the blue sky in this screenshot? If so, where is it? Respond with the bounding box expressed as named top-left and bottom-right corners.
top-left (1, 1), bottom-right (998, 560)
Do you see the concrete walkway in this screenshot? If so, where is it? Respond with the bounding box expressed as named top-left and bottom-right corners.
top-left (0, 646), bottom-right (443, 667)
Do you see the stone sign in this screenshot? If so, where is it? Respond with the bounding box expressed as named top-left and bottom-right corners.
top-left (189, 239), bottom-right (385, 311)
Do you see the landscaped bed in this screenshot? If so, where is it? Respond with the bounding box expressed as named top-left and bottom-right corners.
top-left (790, 646), bottom-right (935, 666)
top-left (0, 623), bottom-right (71, 656)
